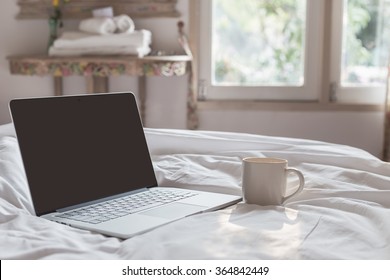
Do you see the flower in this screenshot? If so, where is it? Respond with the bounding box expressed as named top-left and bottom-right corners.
top-left (47, 0), bottom-right (69, 49)
top-left (52, 0), bottom-right (69, 8)
top-left (50, 0), bottom-right (69, 28)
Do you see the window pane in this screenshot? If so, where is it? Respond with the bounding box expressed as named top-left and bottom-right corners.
top-left (342, 0), bottom-right (390, 86)
top-left (212, 0), bottom-right (307, 86)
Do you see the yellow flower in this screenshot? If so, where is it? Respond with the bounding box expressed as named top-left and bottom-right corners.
top-left (52, 0), bottom-right (69, 8)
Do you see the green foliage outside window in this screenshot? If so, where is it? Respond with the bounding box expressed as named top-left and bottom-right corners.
top-left (343, 0), bottom-right (390, 85)
top-left (212, 0), bottom-right (305, 86)
top-left (213, 0), bottom-right (390, 87)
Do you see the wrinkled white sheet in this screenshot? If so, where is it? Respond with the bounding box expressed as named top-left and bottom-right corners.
top-left (0, 123), bottom-right (389, 259)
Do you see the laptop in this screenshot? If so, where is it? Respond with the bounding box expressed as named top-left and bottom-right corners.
top-left (9, 92), bottom-right (241, 239)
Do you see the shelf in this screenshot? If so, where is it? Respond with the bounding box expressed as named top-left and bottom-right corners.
top-left (7, 54), bottom-right (198, 129)
top-left (7, 54), bottom-right (192, 77)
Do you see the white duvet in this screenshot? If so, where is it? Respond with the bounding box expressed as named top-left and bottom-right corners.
top-left (0, 123), bottom-right (389, 259)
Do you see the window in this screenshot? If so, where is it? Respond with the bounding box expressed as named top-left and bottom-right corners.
top-left (212, 0), bottom-right (306, 86)
top-left (331, 0), bottom-right (390, 104)
top-left (197, 0), bottom-right (390, 104)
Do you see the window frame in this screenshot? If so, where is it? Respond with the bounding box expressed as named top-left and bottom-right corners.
top-left (198, 0), bottom-right (324, 101)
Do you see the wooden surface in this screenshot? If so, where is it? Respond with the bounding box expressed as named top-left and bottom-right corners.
top-left (17, 0), bottom-right (180, 19)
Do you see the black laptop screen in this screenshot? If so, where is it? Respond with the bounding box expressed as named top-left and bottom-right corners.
top-left (10, 93), bottom-right (158, 216)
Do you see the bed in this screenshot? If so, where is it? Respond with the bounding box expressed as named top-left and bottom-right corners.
top-left (0, 122), bottom-right (389, 259)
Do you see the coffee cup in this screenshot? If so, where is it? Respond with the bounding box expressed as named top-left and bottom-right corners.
top-left (242, 157), bottom-right (304, 205)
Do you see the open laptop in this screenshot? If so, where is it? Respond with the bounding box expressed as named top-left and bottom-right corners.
top-left (9, 92), bottom-right (241, 239)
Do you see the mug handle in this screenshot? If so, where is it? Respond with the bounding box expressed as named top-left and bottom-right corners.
top-left (282, 168), bottom-right (305, 203)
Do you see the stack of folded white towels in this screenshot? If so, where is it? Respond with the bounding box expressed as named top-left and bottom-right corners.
top-left (49, 15), bottom-right (152, 57)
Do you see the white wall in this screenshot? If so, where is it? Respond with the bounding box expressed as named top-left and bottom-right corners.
top-left (0, 1), bottom-right (385, 158)
top-left (199, 109), bottom-right (384, 157)
top-left (0, 0), bottom-right (189, 128)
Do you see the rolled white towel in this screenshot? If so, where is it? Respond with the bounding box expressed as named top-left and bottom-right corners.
top-left (113, 14), bottom-right (135, 34)
top-left (79, 17), bottom-right (116, 35)
top-left (48, 45), bottom-right (151, 57)
top-left (53, 30), bottom-right (152, 49)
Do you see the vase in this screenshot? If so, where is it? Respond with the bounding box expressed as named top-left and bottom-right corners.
top-left (47, 16), bottom-right (59, 51)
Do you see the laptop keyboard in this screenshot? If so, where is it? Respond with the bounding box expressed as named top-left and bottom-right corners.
top-left (56, 189), bottom-right (198, 224)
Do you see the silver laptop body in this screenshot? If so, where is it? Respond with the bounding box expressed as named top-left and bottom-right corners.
top-left (9, 92), bottom-right (241, 239)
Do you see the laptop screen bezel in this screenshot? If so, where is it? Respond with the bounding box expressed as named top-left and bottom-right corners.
top-left (10, 92), bottom-right (158, 216)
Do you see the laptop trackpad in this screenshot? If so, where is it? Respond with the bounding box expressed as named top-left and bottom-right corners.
top-left (140, 203), bottom-right (207, 219)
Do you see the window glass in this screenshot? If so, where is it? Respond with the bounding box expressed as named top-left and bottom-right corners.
top-left (341, 0), bottom-right (390, 86)
top-left (212, 0), bottom-right (307, 86)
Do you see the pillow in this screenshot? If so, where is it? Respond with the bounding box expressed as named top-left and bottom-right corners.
top-left (0, 136), bottom-right (34, 214)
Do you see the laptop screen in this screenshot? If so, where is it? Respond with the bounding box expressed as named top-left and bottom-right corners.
top-left (10, 93), bottom-right (158, 216)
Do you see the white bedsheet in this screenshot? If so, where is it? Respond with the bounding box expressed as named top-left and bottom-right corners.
top-left (0, 123), bottom-right (389, 259)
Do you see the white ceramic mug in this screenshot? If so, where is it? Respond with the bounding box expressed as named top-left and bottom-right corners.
top-left (242, 157), bottom-right (305, 205)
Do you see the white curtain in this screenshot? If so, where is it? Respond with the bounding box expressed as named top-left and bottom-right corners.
top-left (384, 65), bottom-right (390, 161)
